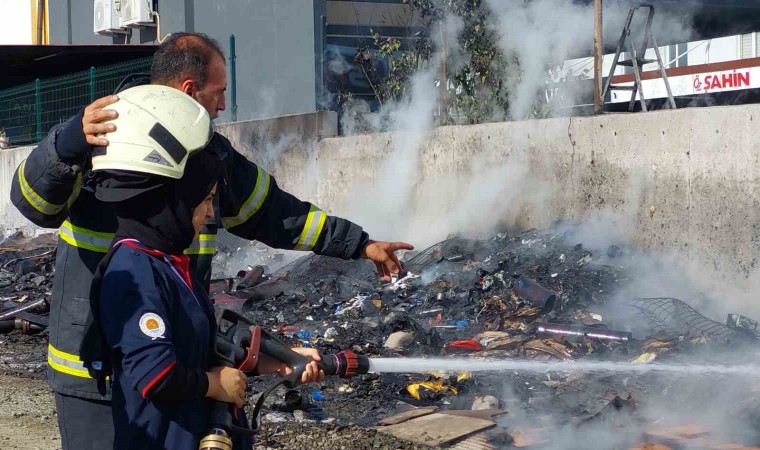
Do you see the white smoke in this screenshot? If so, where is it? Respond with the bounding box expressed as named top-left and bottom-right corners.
top-left (485, 0), bottom-right (694, 119)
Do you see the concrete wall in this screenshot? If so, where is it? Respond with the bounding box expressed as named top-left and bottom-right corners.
top-left (192, 0), bottom-right (323, 123)
top-left (0, 146), bottom-right (33, 232)
top-left (217, 104), bottom-right (760, 287)
top-left (4, 104), bottom-right (760, 299)
top-left (215, 111), bottom-right (337, 166)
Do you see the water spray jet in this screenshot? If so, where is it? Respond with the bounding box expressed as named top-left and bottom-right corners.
top-left (366, 357), bottom-right (760, 378)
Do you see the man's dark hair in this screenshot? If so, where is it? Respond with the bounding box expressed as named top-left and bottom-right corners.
top-left (150, 32), bottom-right (225, 89)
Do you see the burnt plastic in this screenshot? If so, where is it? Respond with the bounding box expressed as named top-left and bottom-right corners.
top-left (512, 277), bottom-right (557, 312)
top-left (537, 322), bottom-right (632, 342)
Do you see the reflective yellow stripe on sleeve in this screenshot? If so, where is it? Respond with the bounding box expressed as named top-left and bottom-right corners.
top-left (47, 344), bottom-right (92, 379)
top-left (17, 159), bottom-right (66, 216)
top-left (58, 221), bottom-right (115, 253)
top-left (293, 205), bottom-right (327, 251)
top-left (67, 173), bottom-right (83, 209)
top-left (221, 167), bottom-right (271, 229)
top-left (184, 234), bottom-right (217, 255)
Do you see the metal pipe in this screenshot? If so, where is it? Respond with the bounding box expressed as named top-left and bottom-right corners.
top-left (0, 298), bottom-right (47, 321)
top-left (537, 323), bottom-right (632, 342)
top-left (512, 277), bottom-right (557, 312)
top-left (37, 0), bottom-right (44, 45)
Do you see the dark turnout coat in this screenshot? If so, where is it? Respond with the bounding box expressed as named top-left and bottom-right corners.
top-left (10, 77), bottom-right (368, 400)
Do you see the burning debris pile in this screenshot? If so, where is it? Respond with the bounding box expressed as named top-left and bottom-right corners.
top-left (0, 232), bottom-right (54, 377)
top-left (2, 226), bottom-right (760, 448)
top-left (212, 227), bottom-right (760, 449)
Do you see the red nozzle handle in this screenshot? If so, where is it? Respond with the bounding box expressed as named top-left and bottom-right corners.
top-left (318, 350), bottom-right (369, 378)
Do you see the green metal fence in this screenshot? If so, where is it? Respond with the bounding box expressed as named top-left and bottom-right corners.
top-left (0, 57), bottom-right (153, 147)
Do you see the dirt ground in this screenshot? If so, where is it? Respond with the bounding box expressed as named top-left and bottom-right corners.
top-left (0, 374), bottom-right (60, 450)
top-left (0, 372), bottom-right (429, 450)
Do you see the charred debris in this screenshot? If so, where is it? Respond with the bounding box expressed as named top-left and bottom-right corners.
top-left (3, 227), bottom-right (760, 447)
top-left (209, 227), bottom-right (760, 448)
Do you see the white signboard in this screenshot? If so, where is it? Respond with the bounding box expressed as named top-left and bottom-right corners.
top-left (609, 67), bottom-right (758, 103)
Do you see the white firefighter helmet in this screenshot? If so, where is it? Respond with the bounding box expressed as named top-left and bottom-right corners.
top-left (90, 85), bottom-right (213, 179)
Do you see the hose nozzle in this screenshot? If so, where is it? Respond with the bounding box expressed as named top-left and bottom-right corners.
top-left (319, 350), bottom-right (370, 378)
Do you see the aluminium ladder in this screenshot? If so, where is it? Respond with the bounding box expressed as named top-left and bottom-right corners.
top-left (601, 3), bottom-right (676, 112)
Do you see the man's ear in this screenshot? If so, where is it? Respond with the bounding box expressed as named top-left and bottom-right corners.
top-left (179, 79), bottom-right (195, 96)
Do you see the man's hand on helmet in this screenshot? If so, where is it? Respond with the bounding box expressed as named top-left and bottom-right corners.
top-left (83, 95), bottom-right (120, 147)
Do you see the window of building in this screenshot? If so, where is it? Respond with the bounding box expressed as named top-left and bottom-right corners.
top-left (740, 33), bottom-right (755, 59)
top-left (667, 43), bottom-right (688, 67)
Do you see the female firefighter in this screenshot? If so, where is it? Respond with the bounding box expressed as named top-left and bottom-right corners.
top-left (84, 86), bottom-right (324, 450)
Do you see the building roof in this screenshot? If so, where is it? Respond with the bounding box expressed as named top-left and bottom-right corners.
top-left (0, 44), bottom-right (158, 87)
top-left (600, 0), bottom-right (760, 43)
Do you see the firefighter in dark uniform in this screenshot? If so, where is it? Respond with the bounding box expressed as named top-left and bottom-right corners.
top-left (85, 88), bottom-right (323, 449)
top-left (10, 32), bottom-right (412, 450)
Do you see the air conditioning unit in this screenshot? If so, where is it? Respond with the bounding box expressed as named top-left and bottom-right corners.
top-left (93, 0), bottom-right (123, 35)
top-left (118, 0), bottom-right (154, 27)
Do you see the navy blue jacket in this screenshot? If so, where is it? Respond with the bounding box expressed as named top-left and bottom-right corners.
top-left (100, 242), bottom-right (217, 450)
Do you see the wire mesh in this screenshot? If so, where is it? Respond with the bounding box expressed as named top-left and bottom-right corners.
top-left (629, 297), bottom-right (738, 342)
top-left (0, 57), bottom-right (153, 147)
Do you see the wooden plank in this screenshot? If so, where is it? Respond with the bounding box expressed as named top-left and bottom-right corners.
top-left (439, 409), bottom-right (507, 421)
top-left (378, 406), bottom-right (438, 426)
top-left (378, 413), bottom-right (496, 447)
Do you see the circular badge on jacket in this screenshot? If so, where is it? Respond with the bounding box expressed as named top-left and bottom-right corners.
top-left (139, 313), bottom-right (166, 340)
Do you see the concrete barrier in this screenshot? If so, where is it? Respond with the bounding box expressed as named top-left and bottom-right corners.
top-left (0, 145), bottom-right (33, 232)
top-left (215, 104), bottom-right (760, 310)
top-left (4, 105), bottom-right (760, 315)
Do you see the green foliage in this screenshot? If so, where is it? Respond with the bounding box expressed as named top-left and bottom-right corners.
top-left (360, 0), bottom-right (518, 124)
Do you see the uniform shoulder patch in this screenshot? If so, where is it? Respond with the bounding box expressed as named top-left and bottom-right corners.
top-left (139, 313), bottom-right (166, 340)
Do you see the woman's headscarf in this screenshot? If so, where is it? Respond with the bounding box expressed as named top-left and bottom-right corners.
top-left (91, 147), bottom-right (224, 254)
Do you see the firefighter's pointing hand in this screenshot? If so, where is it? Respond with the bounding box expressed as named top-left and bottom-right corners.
top-left (361, 240), bottom-right (415, 281)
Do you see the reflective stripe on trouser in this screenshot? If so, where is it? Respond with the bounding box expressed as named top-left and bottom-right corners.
top-left (221, 166), bottom-right (271, 229)
top-left (48, 344), bottom-right (92, 379)
top-left (18, 159), bottom-right (67, 216)
top-left (58, 221), bottom-right (115, 253)
top-left (293, 205), bottom-right (327, 251)
top-left (184, 234), bottom-right (217, 255)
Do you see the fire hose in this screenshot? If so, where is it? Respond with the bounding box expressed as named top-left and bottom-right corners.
top-left (199, 308), bottom-right (370, 450)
